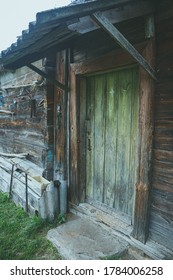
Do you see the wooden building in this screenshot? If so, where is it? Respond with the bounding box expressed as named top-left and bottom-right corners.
top-left (0, 0), bottom-right (173, 258)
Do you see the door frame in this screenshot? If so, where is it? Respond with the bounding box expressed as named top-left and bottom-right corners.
top-left (69, 40), bottom-right (155, 242)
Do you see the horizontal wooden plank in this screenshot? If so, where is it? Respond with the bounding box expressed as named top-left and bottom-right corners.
top-left (0, 119), bottom-right (44, 130)
top-left (154, 128), bottom-right (173, 138)
top-left (152, 180), bottom-right (173, 194)
top-left (152, 174), bottom-right (173, 190)
top-left (152, 188), bottom-right (173, 204)
top-left (155, 110), bottom-right (173, 120)
top-left (153, 149), bottom-right (173, 162)
top-left (154, 137), bottom-right (173, 151)
top-left (155, 96), bottom-right (173, 105)
top-left (155, 80), bottom-right (173, 94)
top-left (153, 161), bottom-right (173, 174)
top-left (72, 42), bottom-right (145, 75)
top-left (70, 202), bottom-right (132, 235)
top-left (155, 120), bottom-right (173, 127)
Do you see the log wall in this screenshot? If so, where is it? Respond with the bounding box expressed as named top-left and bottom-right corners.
top-left (0, 60), bottom-right (53, 180)
top-left (149, 0), bottom-right (173, 250)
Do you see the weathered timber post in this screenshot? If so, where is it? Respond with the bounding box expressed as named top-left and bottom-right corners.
top-left (54, 49), bottom-right (70, 213)
top-left (132, 16), bottom-right (155, 243)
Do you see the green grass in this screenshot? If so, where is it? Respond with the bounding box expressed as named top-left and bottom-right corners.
top-left (0, 191), bottom-right (64, 260)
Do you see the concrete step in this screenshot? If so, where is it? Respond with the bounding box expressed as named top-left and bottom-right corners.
top-left (47, 213), bottom-right (129, 260)
top-left (47, 203), bottom-right (172, 259)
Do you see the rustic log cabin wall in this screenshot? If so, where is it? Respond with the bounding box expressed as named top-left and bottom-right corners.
top-left (0, 59), bottom-right (59, 218)
top-left (149, 0), bottom-right (173, 250)
top-left (0, 60), bottom-right (53, 180)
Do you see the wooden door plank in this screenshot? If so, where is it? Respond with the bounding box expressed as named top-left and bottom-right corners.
top-left (129, 68), bottom-right (139, 218)
top-left (78, 77), bottom-right (87, 202)
top-left (115, 69), bottom-right (131, 213)
top-left (104, 72), bottom-right (118, 208)
top-left (69, 65), bottom-right (79, 204)
top-left (86, 76), bottom-right (95, 200)
top-left (91, 12), bottom-right (157, 81)
top-left (93, 74), bottom-right (105, 202)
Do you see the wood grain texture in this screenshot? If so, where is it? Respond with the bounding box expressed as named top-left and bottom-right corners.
top-left (149, 0), bottom-right (173, 251)
top-left (85, 66), bottom-right (139, 219)
top-left (132, 38), bottom-right (155, 243)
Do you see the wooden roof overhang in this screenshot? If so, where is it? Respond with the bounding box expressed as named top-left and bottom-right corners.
top-left (0, 0), bottom-right (157, 88)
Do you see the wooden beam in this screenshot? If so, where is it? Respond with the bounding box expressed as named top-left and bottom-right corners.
top-left (132, 38), bottom-right (155, 243)
top-left (27, 63), bottom-right (65, 91)
top-left (91, 12), bottom-right (157, 81)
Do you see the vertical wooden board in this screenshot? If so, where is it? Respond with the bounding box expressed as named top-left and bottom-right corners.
top-left (86, 76), bottom-right (95, 200)
top-left (54, 51), bottom-right (66, 179)
top-left (115, 69), bottom-right (131, 213)
top-left (69, 67), bottom-right (79, 203)
top-left (104, 72), bottom-right (118, 208)
top-left (93, 74), bottom-right (105, 202)
top-left (132, 39), bottom-right (155, 243)
top-left (78, 77), bottom-right (87, 202)
top-left (129, 68), bottom-right (139, 216)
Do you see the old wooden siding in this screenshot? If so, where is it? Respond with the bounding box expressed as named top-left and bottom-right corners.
top-left (149, 0), bottom-right (173, 250)
top-left (0, 60), bottom-right (53, 179)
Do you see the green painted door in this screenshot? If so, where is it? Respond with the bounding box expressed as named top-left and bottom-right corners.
top-left (86, 66), bottom-right (139, 218)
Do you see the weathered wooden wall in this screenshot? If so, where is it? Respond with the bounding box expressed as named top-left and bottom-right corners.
top-left (0, 60), bottom-right (54, 180)
top-left (149, 0), bottom-right (173, 250)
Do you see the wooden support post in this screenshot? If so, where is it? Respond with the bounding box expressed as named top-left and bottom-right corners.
top-left (132, 37), bottom-right (155, 243)
top-left (54, 50), bottom-right (70, 184)
top-left (64, 48), bottom-right (70, 183)
top-left (91, 12), bottom-right (157, 81)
